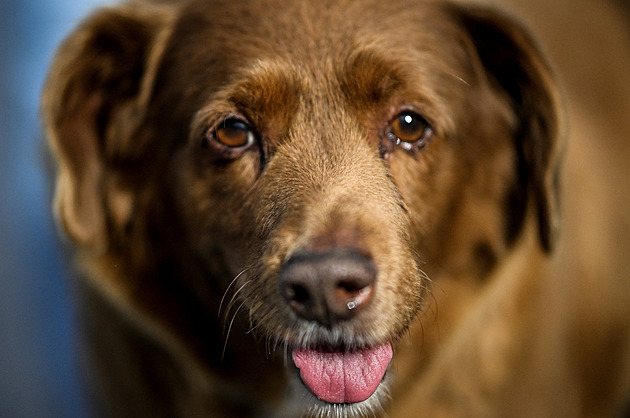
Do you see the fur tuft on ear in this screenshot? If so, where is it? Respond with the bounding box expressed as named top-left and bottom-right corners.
top-left (42, 3), bottom-right (174, 252)
top-left (453, 6), bottom-right (565, 253)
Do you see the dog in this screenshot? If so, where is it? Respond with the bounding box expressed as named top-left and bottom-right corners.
top-left (42, 0), bottom-right (630, 416)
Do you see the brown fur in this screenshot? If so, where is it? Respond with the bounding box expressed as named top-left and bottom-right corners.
top-left (43, 0), bottom-right (630, 416)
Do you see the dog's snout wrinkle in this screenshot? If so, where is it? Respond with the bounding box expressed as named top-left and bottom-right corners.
top-left (279, 249), bottom-right (376, 327)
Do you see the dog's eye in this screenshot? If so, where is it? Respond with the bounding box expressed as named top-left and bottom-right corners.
top-left (386, 112), bottom-right (433, 151)
top-left (210, 119), bottom-right (255, 148)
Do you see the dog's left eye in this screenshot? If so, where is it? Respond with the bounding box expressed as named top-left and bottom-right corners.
top-left (209, 118), bottom-right (256, 148)
top-left (386, 112), bottom-right (433, 151)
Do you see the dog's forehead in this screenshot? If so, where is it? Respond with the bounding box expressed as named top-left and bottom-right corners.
top-left (179, 0), bottom-right (447, 42)
top-left (170, 0), bottom-right (470, 84)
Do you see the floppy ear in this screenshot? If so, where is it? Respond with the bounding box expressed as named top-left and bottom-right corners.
top-left (43, 4), bottom-right (174, 252)
top-left (453, 6), bottom-right (564, 253)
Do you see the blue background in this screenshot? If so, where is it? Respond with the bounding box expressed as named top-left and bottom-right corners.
top-left (0, 1), bottom-right (106, 417)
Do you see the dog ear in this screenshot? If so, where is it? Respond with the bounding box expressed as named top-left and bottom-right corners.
top-left (454, 7), bottom-right (564, 253)
top-left (43, 4), bottom-right (173, 252)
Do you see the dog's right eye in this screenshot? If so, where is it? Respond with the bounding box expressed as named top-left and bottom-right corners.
top-left (209, 118), bottom-right (256, 148)
top-left (206, 118), bottom-right (256, 149)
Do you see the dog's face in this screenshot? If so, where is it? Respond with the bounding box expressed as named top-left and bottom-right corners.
top-left (44, 0), bottom-right (561, 415)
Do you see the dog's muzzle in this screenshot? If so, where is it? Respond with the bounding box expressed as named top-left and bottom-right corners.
top-left (278, 248), bottom-right (393, 404)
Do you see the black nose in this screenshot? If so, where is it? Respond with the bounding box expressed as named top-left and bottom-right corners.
top-left (278, 249), bottom-right (376, 326)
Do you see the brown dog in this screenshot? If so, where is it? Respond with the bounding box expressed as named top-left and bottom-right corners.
top-left (43, 0), bottom-right (630, 416)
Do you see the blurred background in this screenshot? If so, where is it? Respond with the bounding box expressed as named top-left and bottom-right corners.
top-left (0, 1), bottom-right (106, 417)
top-left (0, 1), bottom-right (628, 418)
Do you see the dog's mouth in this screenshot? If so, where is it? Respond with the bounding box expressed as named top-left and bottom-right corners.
top-left (291, 342), bottom-right (393, 404)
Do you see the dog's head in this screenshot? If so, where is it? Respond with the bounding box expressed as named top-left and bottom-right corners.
top-left (44, 0), bottom-right (561, 414)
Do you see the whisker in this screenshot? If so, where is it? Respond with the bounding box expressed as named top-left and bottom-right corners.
top-left (267, 334), bottom-right (272, 358)
top-left (222, 300), bottom-right (247, 362)
top-left (245, 321), bottom-right (263, 335)
top-left (448, 72), bottom-right (471, 87)
top-left (218, 268), bottom-right (249, 318)
top-left (222, 279), bottom-right (252, 332)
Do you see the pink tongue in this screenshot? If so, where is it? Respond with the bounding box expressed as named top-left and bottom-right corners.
top-left (292, 343), bottom-right (393, 404)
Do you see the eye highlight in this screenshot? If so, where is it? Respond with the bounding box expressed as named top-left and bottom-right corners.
top-left (386, 111), bottom-right (433, 151)
top-left (208, 118), bottom-right (256, 149)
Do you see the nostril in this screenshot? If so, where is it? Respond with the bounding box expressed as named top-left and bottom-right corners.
top-left (335, 279), bottom-right (373, 305)
top-left (337, 277), bottom-right (372, 294)
top-left (285, 283), bottom-right (314, 315)
top-left (291, 284), bottom-right (310, 304)
top-left (279, 264), bottom-right (320, 320)
top-left (330, 273), bottom-right (375, 315)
